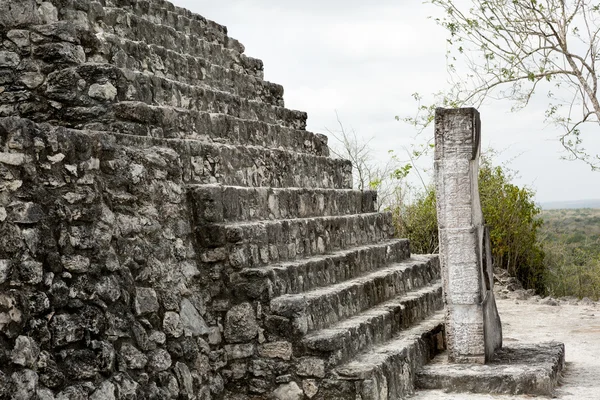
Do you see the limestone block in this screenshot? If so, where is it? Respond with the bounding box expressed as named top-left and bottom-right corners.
top-left (303, 379), bottom-right (319, 398)
top-left (88, 82), bottom-right (118, 101)
top-left (179, 298), bottom-right (209, 337)
top-left (90, 381), bottom-right (116, 400)
top-left (0, 0), bottom-right (39, 28)
top-left (224, 303), bottom-right (259, 343)
top-left (134, 287), bottom-right (159, 315)
top-left (258, 341), bottom-right (293, 360)
top-left (38, 2), bottom-right (58, 24)
top-left (12, 369), bottom-right (38, 400)
top-left (273, 382), bottom-right (303, 400)
top-left (11, 336), bottom-right (40, 368)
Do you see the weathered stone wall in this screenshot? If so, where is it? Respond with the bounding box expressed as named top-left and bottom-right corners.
top-left (0, 117), bottom-right (220, 399)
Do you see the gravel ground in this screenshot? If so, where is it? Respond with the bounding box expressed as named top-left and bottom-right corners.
top-left (414, 291), bottom-right (600, 400)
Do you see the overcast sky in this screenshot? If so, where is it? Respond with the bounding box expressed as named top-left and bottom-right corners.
top-left (172, 0), bottom-right (600, 203)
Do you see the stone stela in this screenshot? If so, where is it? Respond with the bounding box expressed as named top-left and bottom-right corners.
top-left (434, 108), bottom-right (503, 363)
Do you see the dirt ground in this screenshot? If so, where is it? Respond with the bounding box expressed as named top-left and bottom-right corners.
top-left (415, 293), bottom-right (600, 400)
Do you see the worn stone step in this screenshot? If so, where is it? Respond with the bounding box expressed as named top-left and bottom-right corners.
top-left (415, 342), bottom-right (565, 397)
top-left (195, 212), bottom-right (393, 268)
top-left (45, 0), bottom-right (260, 77)
top-left (235, 240), bottom-right (410, 301)
top-left (101, 3), bottom-right (258, 72)
top-left (102, 31), bottom-right (260, 84)
top-left (100, 23), bottom-right (281, 105)
top-left (188, 186), bottom-right (374, 223)
top-left (299, 283), bottom-right (443, 369)
top-left (104, 0), bottom-right (244, 53)
top-left (310, 314), bottom-right (445, 400)
top-left (268, 255), bottom-right (439, 338)
top-left (40, 64), bottom-right (306, 130)
top-left (102, 102), bottom-right (328, 156)
top-left (100, 32), bottom-right (276, 102)
top-left (112, 134), bottom-right (352, 189)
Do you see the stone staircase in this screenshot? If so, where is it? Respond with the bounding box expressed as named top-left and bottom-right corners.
top-left (1, 0), bottom-right (445, 398)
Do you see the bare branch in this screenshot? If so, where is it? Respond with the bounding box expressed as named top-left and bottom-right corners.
top-left (410, 0), bottom-right (600, 169)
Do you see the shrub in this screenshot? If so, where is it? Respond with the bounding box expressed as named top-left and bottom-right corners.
top-left (478, 158), bottom-right (546, 294)
top-left (392, 186), bottom-right (438, 254)
top-left (394, 157), bottom-right (547, 294)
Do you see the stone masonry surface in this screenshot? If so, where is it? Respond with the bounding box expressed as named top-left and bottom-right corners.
top-left (0, 1), bottom-right (445, 399)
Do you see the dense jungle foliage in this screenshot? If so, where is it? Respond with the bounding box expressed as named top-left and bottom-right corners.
top-left (541, 209), bottom-right (600, 300)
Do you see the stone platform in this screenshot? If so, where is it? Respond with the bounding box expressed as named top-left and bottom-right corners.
top-left (416, 342), bottom-right (565, 396)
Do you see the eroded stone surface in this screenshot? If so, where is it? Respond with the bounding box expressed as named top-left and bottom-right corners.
top-left (417, 341), bottom-right (565, 395)
top-left (224, 303), bottom-right (258, 343)
top-left (434, 108), bottom-right (502, 363)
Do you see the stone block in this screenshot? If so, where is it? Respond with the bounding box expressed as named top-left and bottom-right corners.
top-left (416, 342), bottom-right (565, 396)
top-left (258, 341), bottom-right (293, 360)
top-left (273, 382), bottom-right (303, 400)
top-left (0, 0), bottom-right (39, 28)
top-left (224, 303), bottom-right (258, 343)
top-left (179, 298), bottom-right (208, 337)
top-left (134, 288), bottom-right (159, 315)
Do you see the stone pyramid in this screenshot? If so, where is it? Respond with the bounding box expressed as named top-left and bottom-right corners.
top-left (0, 1), bottom-right (445, 398)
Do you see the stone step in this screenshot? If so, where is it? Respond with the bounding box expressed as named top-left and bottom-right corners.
top-left (235, 240), bottom-right (410, 301)
top-left (100, 32), bottom-right (276, 102)
top-left (42, 0), bottom-right (260, 77)
top-left (100, 5), bottom-right (261, 76)
top-left (188, 185), bottom-right (374, 223)
top-left (415, 342), bottom-right (566, 397)
top-left (268, 255), bottom-right (439, 338)
top-left (112, 134), bottom-right (352, 189)
top-left (104, 102), bottom-right (328, 156)
top-left (104, 0), bottom-right (243, 53)
top-left (299, 283), bottom-right (443, 369)
top-left (311, 313), bottom-right (445, 400)
top-left (41, 64), bottom-right (306, 130)
top-left (195, 212), bottom-right (393, 267)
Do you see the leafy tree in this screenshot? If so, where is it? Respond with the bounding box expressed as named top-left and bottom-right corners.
top-left (407, 0), bottom-right (600, 169)
top-left (478, 157), bottom-right (546, 293)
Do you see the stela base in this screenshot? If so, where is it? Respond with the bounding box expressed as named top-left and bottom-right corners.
top-left (416, 342), bottom-right (565, 396)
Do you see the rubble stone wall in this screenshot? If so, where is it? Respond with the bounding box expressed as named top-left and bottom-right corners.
top-left (0, 116), bottom-right (221, 399)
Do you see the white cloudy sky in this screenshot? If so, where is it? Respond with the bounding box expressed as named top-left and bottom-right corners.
top-left (172, 0), bottom-right (600, 203)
